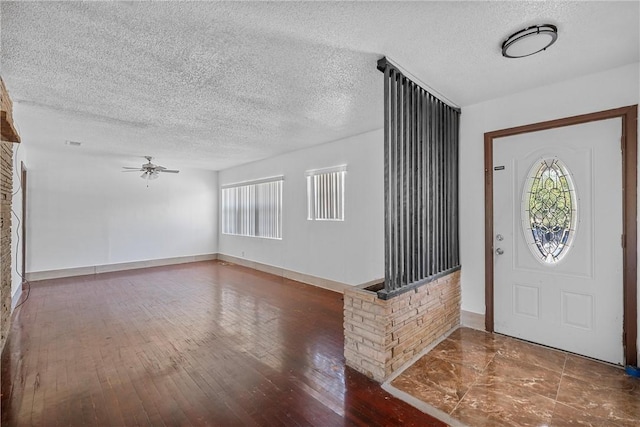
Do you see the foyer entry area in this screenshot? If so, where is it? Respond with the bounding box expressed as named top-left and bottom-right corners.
top-left (388, 327), bottom-right (640, 426)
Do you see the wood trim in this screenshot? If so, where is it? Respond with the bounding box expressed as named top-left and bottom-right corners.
top-left (484, 133), bottom-right (494, 332)
top-left (21, 162), bottom-right (26, 281)
top-left (484, 106), bottom-right (636, 140)
top-left (484, 105), bottom-right (638, 366)
top-left (623, 105), bottom-right (638, 366)
top-left (217, 253), bottom-right (351, 294)
top-left (0, 111), bottom-right (21, 143)
top-left (0, 77), bottom-right (21, 143)
top-left (461, 310), bottom-right (486, 331)
top-left (25, 254), bottom-right (218, 282)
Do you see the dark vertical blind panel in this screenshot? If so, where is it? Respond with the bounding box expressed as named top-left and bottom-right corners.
top-left (383, 65), bottom-right (391, 289)
top-left (378, 57), bottom-right (460, 297)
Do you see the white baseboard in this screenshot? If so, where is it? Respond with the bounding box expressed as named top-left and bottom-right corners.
top-left (25, 253), bottom-right (356, 295)
top-left (217, 253), bottom-right (352, 294)
top-left (11, 286), bottom-right (23, 311)
top-left (461, 310), bottom-right (485, 331)
top-left (355, 277), bottom-right (385, 290)
top-left (25, 254), bottom-right (218, 282)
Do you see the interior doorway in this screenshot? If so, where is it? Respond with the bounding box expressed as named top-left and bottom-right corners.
top-left (21, 161), bottom-right (26, 281)
top-left (484, 105), bottom-right (638, 366)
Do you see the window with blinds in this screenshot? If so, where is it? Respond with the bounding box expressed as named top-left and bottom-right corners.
top-left (221, 176), bottom-right (283, 239)
top-left (306, 165), bottom-right (346, 221)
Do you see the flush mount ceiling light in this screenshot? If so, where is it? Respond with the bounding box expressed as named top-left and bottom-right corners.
top-left (502, 24), bottom-right (558, 58)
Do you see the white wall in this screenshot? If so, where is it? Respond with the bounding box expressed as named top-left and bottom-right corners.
top-left (26, 148), bottom-right (218, 273)
top-left (459, 62), bottom-right (640, 359)
top-left (218, 129), bottom-right (384, 286)
top-left (10, 143), bottom-right (27, 309)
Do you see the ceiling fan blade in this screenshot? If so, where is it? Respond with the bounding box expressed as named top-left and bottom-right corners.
top-left (124, 158), bottom-right (177, 180)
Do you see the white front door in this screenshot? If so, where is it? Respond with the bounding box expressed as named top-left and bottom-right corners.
top-left (493, 118), bottom-right (624, 365)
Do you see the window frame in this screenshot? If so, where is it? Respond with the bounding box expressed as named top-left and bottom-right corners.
top-left (221, 175), bottom-right (284, 240)
top-left (305, 165), bottom-right (347, 222)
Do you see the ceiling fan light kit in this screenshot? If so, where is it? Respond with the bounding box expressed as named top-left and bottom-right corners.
top-left (141, 171), bottom-right (159, 180)
top-left (122, 156), bottom-right (179, 182)
top-left (501, 24), bottom-right (558, 58)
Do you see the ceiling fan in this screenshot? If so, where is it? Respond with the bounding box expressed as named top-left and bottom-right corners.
top-left (122, 156), bottom-right (180, 180)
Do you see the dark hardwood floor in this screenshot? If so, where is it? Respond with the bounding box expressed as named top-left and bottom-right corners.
top-left (1, 260), bottom-right (445, 426)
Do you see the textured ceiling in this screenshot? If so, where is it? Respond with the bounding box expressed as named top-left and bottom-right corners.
top-left (1, 1), bottom-right (638, 170)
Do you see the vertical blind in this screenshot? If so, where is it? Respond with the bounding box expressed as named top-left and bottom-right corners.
top-left (306, 165), bottom-right (346, 221)
top-left (222, 177), bottom-right (283, 239)
top-left (377, 57), bottom-right (461, 298)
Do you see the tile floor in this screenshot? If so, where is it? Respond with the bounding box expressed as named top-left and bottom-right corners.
top-left (390, 327), bottom-right (640, 427)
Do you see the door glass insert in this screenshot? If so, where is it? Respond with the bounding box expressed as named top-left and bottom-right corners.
top-left (522, 158), bottom-right (577, 264)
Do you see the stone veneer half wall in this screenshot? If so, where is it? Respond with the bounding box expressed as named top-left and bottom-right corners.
top-left (1, 142), bottom-right (13, 351)
top-left (344, 270), bottom-right (461, 382)
top-left (1, 77), bottom-right (20, 353)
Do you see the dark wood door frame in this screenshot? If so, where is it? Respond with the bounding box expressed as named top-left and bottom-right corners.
top-left (484, 105), bottom-right (638, 366)
top-left (21, 161), bottom-right (26, 282)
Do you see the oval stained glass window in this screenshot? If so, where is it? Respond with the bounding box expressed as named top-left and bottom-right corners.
top-left (522, 158), bottom-right (577, 264)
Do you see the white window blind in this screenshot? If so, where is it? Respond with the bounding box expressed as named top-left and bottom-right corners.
top-left (222, 176), bottom-right (283, 239)
top-left (306, 165), bottom-right (346, 221)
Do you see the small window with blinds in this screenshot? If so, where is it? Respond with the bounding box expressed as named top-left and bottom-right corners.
top-left (221, 176), bottom-right (283, 239)
top-left (306, 165), bottom-right (346, 221)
